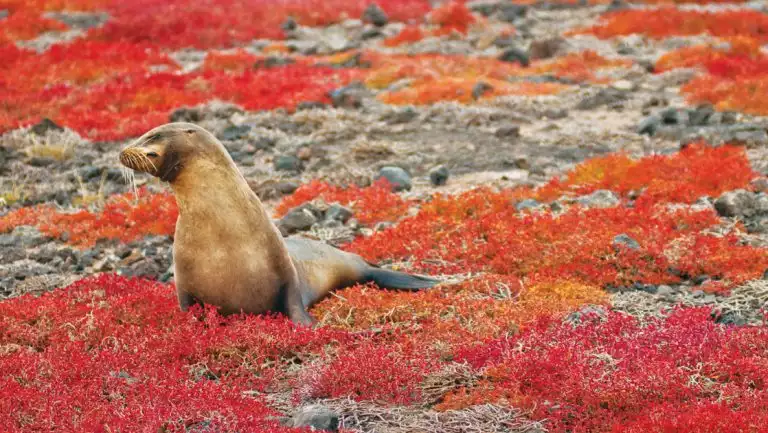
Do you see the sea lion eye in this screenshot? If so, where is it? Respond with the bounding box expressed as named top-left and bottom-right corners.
top-left (146, 152), bottom-right (159, 158)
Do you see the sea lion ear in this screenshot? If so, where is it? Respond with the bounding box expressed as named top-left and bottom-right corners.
top-left (185, 129), bottom-right (195, 135)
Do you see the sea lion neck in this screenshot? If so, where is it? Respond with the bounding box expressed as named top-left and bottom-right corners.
top-left (169, 156), bottom-right (267, 223)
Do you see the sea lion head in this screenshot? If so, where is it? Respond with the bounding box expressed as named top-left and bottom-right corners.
top-left (119, 122), bottom-right (223, 183)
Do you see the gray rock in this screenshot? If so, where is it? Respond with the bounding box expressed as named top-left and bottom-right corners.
top-left (529, 37), bottom-right (565, 60)
top-left (542, 108), bottom-right (568, 119)
top-left (1, 247), bottom-right (25, 263)
top-left (468, 0), bottom-right (503, 16)
top-left (659, 107), bottom-right (689, 126)
top-left (565, 305), bottom-right (608, 325)
top-left (516, 199), bottom-right (542, 212)
top-left (31, 118), bottom-right (63, 136)
top-left (576, 88), bottom-right (625, 111)
top-left (274, 154), bottom-right (303, 172)
top-left (575, 190), bottom-right (620, 208)
top-left (330, 82), bottom-right (370, 109)
top-left (637, 115), bottom-right (661, 136)
top-left (382, 107), bottom-right (418, 124)
top-left (612, 233), bottom-right (640, 250)
top-left (472, 81), bottom-right (493, 100)
top-left (28, 156), bottom-right (57, 167)
top-left (9, 226), bottom-right (50, 248)
top-left (656, 285), bottom-right (674, 296)
top-left (714, 189), bottom-right (756, 218)
top-left (325, 204), bottom-right (354, 223)
top-left (362, 3), bottom-right (388, 26)
top-left (498, 47), bottom-right (529, 67)
top-left (281, 17), bottom-right (298, 32)
top-left (688, 104), bottom-right (714, 126)
top-left (495, 125), bottom-right (520, 139)
top-left (376, 166), bottom-right (412, 191)
top-left (219, 125), bottom-right (251, 141)
top-left (278, 207), bottom-right (318, 234)
top-left (297, 101), bottom-right (327, 110)
top-left (288, 405), bottom-right (339, 432)
top-left (429, 165), bottom-right (450, 186)
top-left (0, 10), bottom-right (7, 20)
top-left (715, 310), bottom-right (747, 326)
top-left (498, 3), bottom-right (527, 22)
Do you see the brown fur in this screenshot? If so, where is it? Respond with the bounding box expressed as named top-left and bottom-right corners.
top-left (119, 122), bottom-right (436, 326)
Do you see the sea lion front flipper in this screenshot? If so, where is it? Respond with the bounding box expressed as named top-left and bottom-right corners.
top-left (177, 287), bottom-right (202, 312)
top-left (362, 267), bottom-right (439, 291)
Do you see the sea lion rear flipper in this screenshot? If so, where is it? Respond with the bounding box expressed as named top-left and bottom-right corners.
top-left (362, 267), bottom-right (439, 291)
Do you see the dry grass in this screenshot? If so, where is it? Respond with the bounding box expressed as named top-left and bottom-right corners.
top-left (0, 182), bottom-right (28, 206)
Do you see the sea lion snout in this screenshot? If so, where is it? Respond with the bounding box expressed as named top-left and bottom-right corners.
top-left (119, 144), bottom-right (164, 176)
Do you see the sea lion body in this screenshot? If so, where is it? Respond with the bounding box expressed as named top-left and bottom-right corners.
top-left (119, 122), bottom-right (436, 325)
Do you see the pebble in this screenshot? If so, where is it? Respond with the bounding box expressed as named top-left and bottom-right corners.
top-left (612, 233), bottom-right (640, 250)
top-left (498, 3), bottom-right (528, 22)
top-left (288, 405), bottom-right (340, 432)
top-left (576, 88), bottom-right (626, 110)
top-left (472, 81), bottom-right (493, 100)
top-left (325, 203), bottom-right (354, 223)
top-left (219, 124), bottom-right (251, 141)
top-left (362, 3), bottom-right (388, 27)
top-left (611, 80), bottom-right (635, 91)
top-left (30, 118), bottom-right (64, 136)
top-left (429, 165), bottom-right (450, 186)
top-left (529, 37), bottom-right (565, 60)
top-left (575, 190), bottom-right (620, 208)
top-left (516, 199), bottom-right (542, 212)
top-left (495, 124), bottom-right (521, 139)
top-left (28, 156), bottom-right (57, 167)
top-left (274, 154), bottom-right (303, 172)
top-left (714, 189), bottom-right (758, 218)
top-left (278, 207), bottom-right (318, 234)
top-left (376, 166), bottom-right (412, 191)
top-left (498, 47), bottom-right (529, 67)
top-left (330, 83), bottom-right (370, 109)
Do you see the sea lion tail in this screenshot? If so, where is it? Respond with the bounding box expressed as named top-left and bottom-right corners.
top-left (363, 268), bottom-right (439, 291)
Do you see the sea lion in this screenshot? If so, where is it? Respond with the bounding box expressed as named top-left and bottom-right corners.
top-left (119, 122), bottom-right (437, 326)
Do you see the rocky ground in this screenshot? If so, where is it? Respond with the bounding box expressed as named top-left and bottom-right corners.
top-left (2, 1), bottom-right (768, 431)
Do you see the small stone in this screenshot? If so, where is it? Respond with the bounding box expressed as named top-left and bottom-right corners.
top-left (637, 115), bottom-right (661, 136)
top-left (325, 204), bottom-right (354, 223)
top-left (565, 305), bottom-right (608, 325)
top-left (529, 37), bottom-right (565, 60)
top-left (281, 17), bottom-right (298, 32)
top-left (30, 118), bottom-right (63, 136)
top-left (220, 125), bottom-right (251, 141)
top-left (330, 83), bottom-right (370, 109)
top-left (495, 125), bottom-right (521, 139)
top-left (472, 81), bottom-right (493, 100)
top-left (516, 198), bottom-right (542, 211)
top-left (169, 106), bottom-right (202, 123)
top-left (542, 108), bottom-right (568, 119)
top-left (656, 285), bottom-right (674, 296)
top-left (612, 233), bottom-right (640, 250)
top-left (659, 107), bottom-right (688, 125)
top-left (28, 156), bottom-right (56, 167)
top-left (715, 310), bottom-right (747, 326)
top-left (289, 405), bottom-right (339, 432)
top-left (382, 107), bottom-right (418, 124)
top-left (575, 190), bottom-right (620, 208)
top-left (498, 3), bottom-right (528, 22)
top-left (498, 47), bottom-right (529, 67)
top-left (361, 28), bottom-right (383, 39)
top-left (362, 3), bottom-right (388, 27)
top-left (429, 165), bottom-right (450, 186)
top-left (611, 80), bottom-right (635, 91)
top-left (296, 101), bottom-right (327, 110)
top-left (689, 104), bottom-right (714, 126)
top-left (274, 154), bottom-right (303, 172)
top-left (714, 189), bottom-right (756, 218)
top-left (376, 166), bottom-right (412, 191)
top-left (693, 274), bottom-right (711, 285)
top-left (467, 0), bottom-right (501, 16)
top-left (576, 88), bottom-right (625, 110)
top-left (278, 207), bottom-right (318, 234)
